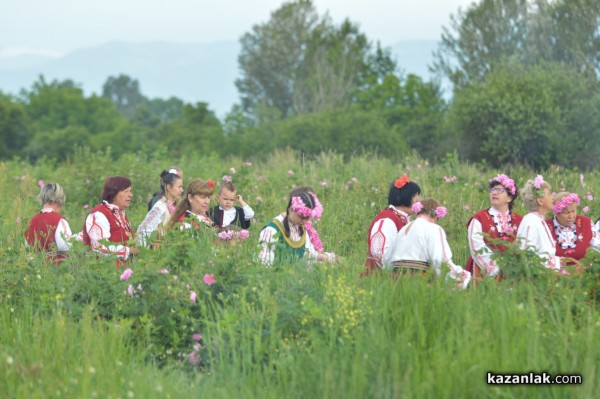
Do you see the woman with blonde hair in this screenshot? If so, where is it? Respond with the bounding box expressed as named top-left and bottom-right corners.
top-left (516, 175), bottom-right (562, 271)
top-left (171, 178), bottom-right (215, 230)
top-left (546, 192), bottom-right (600, 262)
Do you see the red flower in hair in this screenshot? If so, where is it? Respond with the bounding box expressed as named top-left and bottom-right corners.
top-left (207, 180), bottom-right (215, 189)
top-left (394, 176), bottom-right (410, 189)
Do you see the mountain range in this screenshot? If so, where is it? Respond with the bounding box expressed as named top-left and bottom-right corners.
top-left (0, 40), bottom-right (439, 118)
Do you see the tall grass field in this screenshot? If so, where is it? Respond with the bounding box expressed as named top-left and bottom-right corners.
top-left (1, 149), bottom-right (599, 398)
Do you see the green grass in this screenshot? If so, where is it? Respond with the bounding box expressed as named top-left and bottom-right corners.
top-left (1, 150), bottom-right (600, 398)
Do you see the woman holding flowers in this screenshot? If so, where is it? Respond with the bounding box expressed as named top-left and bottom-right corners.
top-left (390, 199), bottom-right (471, 289)
top-left (364, 176), bottom-right (421, 275)
top-left (546, 192), bottom-right (600, 261)
top-left (136, 169), bottom-right (184, 247)
top-left (170, 179), bottom-right (215, 230)
top-left (466, 174), bottom-right (522, 279)
top-left (516, 175), bottom-right (562, 271)
top-left (258, 191), bottom-right (335, 266)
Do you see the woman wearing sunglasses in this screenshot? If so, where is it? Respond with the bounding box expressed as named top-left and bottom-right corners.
top-left (466, 174), bottom-right (523, 280)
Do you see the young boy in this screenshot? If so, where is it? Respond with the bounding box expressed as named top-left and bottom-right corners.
top-left (210, 181), bottom-right (254, 229)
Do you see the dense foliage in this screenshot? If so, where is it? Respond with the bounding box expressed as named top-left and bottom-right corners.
top-left (2, 151), bottom-right (600, 397)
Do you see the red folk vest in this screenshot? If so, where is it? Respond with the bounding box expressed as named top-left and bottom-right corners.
top-left (545, 215), bottom-right (593, 260)
top-left (363, 208), bottom-right (409, 276)
top-left (82, 204), bottom-right (133, 246)
top-left (465, 209), bottom-right (523, 274)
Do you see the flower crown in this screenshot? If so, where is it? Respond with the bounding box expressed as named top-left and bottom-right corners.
top-left (394, 176), bottom-right (411, 189)
top-left (207, 180), bottom-right (215, 189)
top-left (291, 194), bottom-right (323, 219)
top-left (532, 175), bottom-right (546, 197)
top-left (553, 193), bottom-right (580, 214)
top-left (411, 202), bottom-right (448, 219)
top-left (490, 174), bottom-right (516, 196)
top-left (218, 229), bottom-right (250, 241)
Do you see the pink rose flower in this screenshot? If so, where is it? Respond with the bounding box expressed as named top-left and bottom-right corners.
top-left (120, 268), bottom-right (133, 281)
top-left (127, 285), bottom-right (134, 296)
top-left (411, 202), bottom-right (424, 214)
top-left (38, 180), bottom-right (45, 189)
top-left (188, 351), bottom-right (200, 365)
top-left (243, 162), bottom-right (252, 167)
top-left (203, 274), bottom-right (216, 286)
top-left (159, 268), bottom-right (169, 274)
top-left (192, 333), bottom-right (202, 342)
top-left (287, 169), bottom-right (294, 175)
top-left (190, 291), bottom-right (197, 303)
top-left (238, 229), bottom-right (249, 240)
top-left (583, 206), bottom-right (589, 213)
top-left (222, 175), bottom-right (232, 183)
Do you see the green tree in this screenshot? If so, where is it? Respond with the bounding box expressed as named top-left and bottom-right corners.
top-left (0, 95), bottom-right (30, 158)
top-left (102, 74), bottom-right (145, 118)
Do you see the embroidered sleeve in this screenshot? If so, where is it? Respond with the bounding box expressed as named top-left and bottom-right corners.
top-left (85, 211), bottom-right (130, 260)
top-left (54, 218), bottom-right (74, 252)
top-left (368, 218), bottom-right (398, 268)
top-left (242, 205), bottom-right (255, 220)
top-left (589, 222), bottom-right (600, 250)
top-left (467, 218), bottom-right (498, 277)
top-left (258, 226), bottom-right (278, 266)
top-left (136, 203), bottom-right (166, 247)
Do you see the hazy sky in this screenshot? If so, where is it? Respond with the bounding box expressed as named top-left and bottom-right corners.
top-left (1, 0), bottom-right (475, 57)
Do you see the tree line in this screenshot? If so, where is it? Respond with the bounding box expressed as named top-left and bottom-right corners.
top-left (1, 0), bottom-right (599, 169)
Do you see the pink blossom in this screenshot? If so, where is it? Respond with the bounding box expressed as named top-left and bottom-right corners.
top-left (533, 175), bottom-right (545, 189)
top-left (203, 274), bottom-right (216, 286)
top-left (435, 206), bottom-right (448, 219)
top-left (238, 229), bottom-right (249, 240)
top-left (222, 175), bottom-right (232, 183)
top-left (159, 268), bottom-right (169, 274)
top-left (218, 230), bottom-right (234, 240)
top-left (463, 205), bottom-right (470, 210)
top-left (15, 216), bottom-right (21, 225)
top-left (443, 176), bottom-right (457, 183)
top-left (583, 206), bottom-right (590, 213)
top-left (587, 192), bottom-right (593, 201)
top-left (229, 167), bottom-right (237, 174)
top-left (474, 181), bottom-right (482, 187)
top-left (188, 351), bottom-right (200, 365)
top-left (192, 333), bottom-right (202, 342)
top-left (120, 268), bottom-right (133, 281)
top-left (38, 180), bottom-right (44, 189)
top-left (287, 169), bottom-right (294, 175)
top-left (190, 291), bottom-right (197, 303)
top-left (83, 204), bottom-right (89, 209)
top-left (243, 162), bottom-right (252, 167)
top-left (127, 285), bottom-right (134, 296)
top-left (411, 202), bottom-right (424, 214)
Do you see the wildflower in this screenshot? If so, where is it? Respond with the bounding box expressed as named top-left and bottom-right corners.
top-left (588, 192), bottom-right (593, 201)
top-left (243, 162), bottom-right (252, 167)
top-left (474, 181), bottom-right (482, 187)
top-left (319, 180), bottom-right (328, 186)
top-left (412, 202), bottom-right (424, 214)
top-left (83, 204), bottom-right (89, 209)
top-left (229, 167), bottom-right (237, 174)
top-left (287, 169), bottom-right (294, 175)
top-left (238, 229), bottom-right (249, 240)
top-left (188, 351), bottom-right (200, 365)
top-left (38, 180), bottom-right (44, 189)
top-left (218, 230), bottom-right (234, 240)
top-left (222, 175), bottom-right (232, 183)
top-left (533, 175), bottom-right (545, 189)
top-left (435, 207), bottom-right (448, 219)
top-left (120, 268), bottom-right (133, 281)
top-left (190, 291), bottom-right (197, 303)
top-left (127, 285), bottom-right (134, 296)
top-left (464, 205), bottom-right (470, 210)
top-left (203, 274), bottom-right (216, 286)
top-left (192, 333), bottom-right (202, 342)
top-left (583, 206), bottom-right (590, 213)
top-left (159, 268), bottom-right (169, 274)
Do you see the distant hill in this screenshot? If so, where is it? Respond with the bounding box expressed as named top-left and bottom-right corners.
top-left (0, 40), bottom-right (438, 117)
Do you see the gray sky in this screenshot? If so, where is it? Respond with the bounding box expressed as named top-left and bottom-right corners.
top-left (1, 0), bottom-right (475, 57)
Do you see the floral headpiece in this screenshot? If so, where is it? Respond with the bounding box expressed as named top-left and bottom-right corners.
top-left (218, 229), bottom-right (250, 241)
top-left (207, 180), bottom-right (215, 189)
top-left (394, 176), bottom-right (411, 189)
top-left (490, 174), bottom-right (516, 196)
top-left (553, 194), bottom-right (580, 214)
top-left (291, 194), bottom-right (323, 219)
top-left (411, 202), bottom-right (448, 219)
top-left (532, 175), bottom-right (546, 197)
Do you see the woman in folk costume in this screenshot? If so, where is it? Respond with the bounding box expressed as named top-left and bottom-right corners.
top-left (390, 199), bottom-right (471, 289)
top-left (364, 176), bottom-right (421, 275)
top-left (466, 174), bottom-right (522, 279)
top-left (25, 183), bottom-right (81, 264)
top-left (82, 176), bottom-right (138, 265)
top-left (546, 192), bottom-right (600, 262)
top-left (258, 191), bottom-right (335, 266)
top-left (516, 175), bottom-right (563, 271)
top-left (136, 169), bottom-right (184, 247)
top-left (170, 178), bottom-right (215, 231)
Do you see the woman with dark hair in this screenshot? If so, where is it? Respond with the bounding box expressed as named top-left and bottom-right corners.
top-left (170, 178), bottom-right (215, 230)
top-left (148, 166), bottom-right (183, 211)
top-left (258, 191), bottom-right (335, 266)
top-left (25, 183), bottom-right (80, 264)
top-left (364, 176), bottom-right (421, 274)
top-left (466, 174), bottom-right (522, 279)
top-left (136, 169), bottom-right (184, 247)
top-left (82, 176), bottom-right (138, 264)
